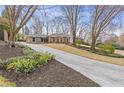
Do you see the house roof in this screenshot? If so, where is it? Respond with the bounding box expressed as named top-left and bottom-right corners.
top-left (25, 34), bottom-right (48, 38)
top-left (26, 33), bottom-right (70, 38)
top-left (49, 33), bottom-right (70, 37)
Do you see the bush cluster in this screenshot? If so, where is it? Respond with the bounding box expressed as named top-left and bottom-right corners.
top-left (5, 53), bottom-right (55, 74)
top-left (0, 45), bottom-right (55, 74)
top-left (0, 59), bottom-right (3, 69)
top-left (76, 39), bottom-right (82, 44)
top-left (90, 49), bottom-right (124, 58)
top-left (76, 39), bottom-right (89, 46)
top-left (82, 41), bottom-right (90, 46)
top-left (22, 46), bottom-right (35, 55)
top-left (98, 43), bottom-right (115, 54)
top-left (112, 44), bottom-right (124, 50)
top-left (16, 33), bottom-right (25, 41)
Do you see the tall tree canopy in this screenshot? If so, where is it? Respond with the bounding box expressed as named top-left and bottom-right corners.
top-left (90, 5), bottom-right (124, 50)
top-left (4, 5), bottom-right (37, 47)
top-left (61, 5), bottom-right (81, 46)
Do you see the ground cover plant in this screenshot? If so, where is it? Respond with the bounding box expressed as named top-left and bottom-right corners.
top-left (0, 45), bottom-right (55, 74)
top-left (5, 53), bottom-right (55, 74)
top-left (0, 76), bottom-right (16, 87)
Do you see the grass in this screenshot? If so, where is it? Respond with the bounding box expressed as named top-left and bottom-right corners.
top-left (45, 44), bottom-right (124, 66)
top-left (76, 44), bottom-right (124, 58)
top-left (0, 76), bottom-right (16, 87)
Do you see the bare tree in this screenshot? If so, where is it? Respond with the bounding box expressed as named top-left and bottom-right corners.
top-left (4, 5), bottom-right (37, 47)
top-left (42, 9), bottom-right (50, 35)
top-left (61, 5), bottom-right (81, 46)
top-left (91, 5), bottom-right (124, 50)
top-left (32, 15), bottom-right (43, 35)
top-left (48, 16), bottom-right (69, 35)
top-left (78, 25), bottom-right (91, 40)
top-left (22, 25), bottom-right (30, 35)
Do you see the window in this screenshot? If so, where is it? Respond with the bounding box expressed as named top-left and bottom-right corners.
top-left (32, 37), bottom-right (35, 42)
top-left (41, 38), bottom-right (43, 42)
top-left (61, 38), bottom-right (63, 43)
top-left (53, 37), bottom-right (55, 42)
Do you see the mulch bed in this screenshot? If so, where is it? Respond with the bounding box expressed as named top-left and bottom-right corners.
top-left (0, 60), bottom-right (100, 87)
top-left (0, 44), bottom-right (23, 60)
top-left (0, 43), bottom-right (100, 87)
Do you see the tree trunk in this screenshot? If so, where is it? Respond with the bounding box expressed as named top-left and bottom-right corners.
top-left (72, 30), bottom-right (76, 46)
top-left (8, 32), bottom-right (16, 47)
top-left (90, 37), bottom-right (97, 50)
top-left (72, 25), bottom-right (76, 46)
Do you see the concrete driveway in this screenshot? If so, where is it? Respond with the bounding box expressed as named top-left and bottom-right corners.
top-left (18, 42), bottom-right (124, 87)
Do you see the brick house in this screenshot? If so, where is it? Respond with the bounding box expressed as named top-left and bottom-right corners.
top-left (25, 33), bottom-right (70, 44)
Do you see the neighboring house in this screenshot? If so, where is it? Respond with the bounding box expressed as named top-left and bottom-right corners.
top-left (0, 30), bottom-right (9, 42)
top-left (25, 33), bottom-right (70, 44)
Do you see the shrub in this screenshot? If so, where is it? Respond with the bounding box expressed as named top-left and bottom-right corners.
top-left (112, 44), bottom-right (124, 50)
top-left (108, 53), bottom-right (124, 58)
top-left (16, 33), bottom-right (25, 41)
top-left (22, 46), bottom-right (35, 55)
top-left (76, 39), bottom-right (90, 46)
top-left (5, 53), bottom-right (55, 74)
top-left (40, 52), bottom-right (55, 63)
top-left (82, 41), bottom-right (90, 46)
top-left (76, 39), bottom-right (82, 45)
top-left (0, 59), bottom-right (3, 69)
top-left (19, 45), bottom-right (25, 48)
top-left (6, 57), bottom-right (36, 74)
top-left (0, 76), bottom-right (16, 87)
top-left (0, 59), bottom-right (6, 69)
top-left (98, 43), bottom-right (115, 54)
top-left (0, 45), bottom-right (55, 74)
